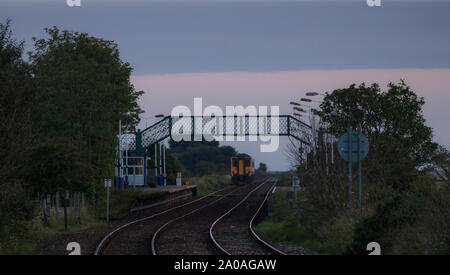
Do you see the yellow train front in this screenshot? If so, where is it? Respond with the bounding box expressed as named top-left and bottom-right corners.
top-left (230, 154), bottom-right (254, 185)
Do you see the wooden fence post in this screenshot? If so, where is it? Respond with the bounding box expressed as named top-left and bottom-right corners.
top-left (46, 194), bottom-right (51, 218)
top-left (77, 192), bottom-right (81, 217)
top-left (55, 192), bottom-right (60, 219)
top-left (65, 191), bottom-right (70, 217)
top-left (81, 193), bottom-right (85, 214)
top-left (74, 192), bottom-right (79, 217)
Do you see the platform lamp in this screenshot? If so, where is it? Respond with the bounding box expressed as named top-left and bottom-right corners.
top-left (154, 114), bottom-right (165, 186)
top-left (289, 100), bottom-right (309, 199)
top-left (305, 92), bottom-right (325, 97)
top-left (305, 92), bottom-right (333, 174)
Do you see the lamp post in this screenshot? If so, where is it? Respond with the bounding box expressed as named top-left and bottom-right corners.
top-left (143, 114), bottom-right (165, 187)
top-left (294, 100), bottom-right (317, 151)
top-left (118, 120), bottom-right (122, 190)
top-left (154, 114), bottom-right (165, 187)
top-left (301, 98), bottom-right (322, 104)
top-left (139, 114), bottom-right (166, 188)
top-left (159, 142), bottom-right (162, 186)
top-left (163, 144), bottom-right (166, 186)
top-left (305, 92), bottom-right (325, 97)
top-left (305, 91), bottom-right (335, 175)
top-left (154, 142), bottom-right (158, 186)
top-left (290, 100), bottom-right (310, 182)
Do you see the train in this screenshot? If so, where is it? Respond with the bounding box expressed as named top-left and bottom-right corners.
top-left (230, 154), bottom-right (254, 185)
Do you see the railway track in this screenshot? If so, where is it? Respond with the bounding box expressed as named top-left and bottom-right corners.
top-left (95, 176), bottom-right (282, 255)
top-left (151, 178), bottom-right (270, 255)
top-left (248, 179), bottom-right (287, 255)
top-left (210, 178), bottom-right (287, 255)
top-left (94, 184), bottom-right (240, 255)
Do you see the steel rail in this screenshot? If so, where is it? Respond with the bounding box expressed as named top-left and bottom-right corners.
top-left (209, 177), bottom-right (273, 255)
top-left (249, 179), bottom-right (287, 255)
top-left (94, 185), bottom-right (236, 255)
top-left (151, 177), bottom-right (271, 255)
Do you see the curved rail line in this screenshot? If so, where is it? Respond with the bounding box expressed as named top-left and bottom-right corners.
top-left (249, 179), bottom-right (287, 255)
top-left (94, 185), bottom-right (237, 255)
top-left (209, 178), bottom-right (273, 255)
top-left (150, 180), bottom-right (267, 255)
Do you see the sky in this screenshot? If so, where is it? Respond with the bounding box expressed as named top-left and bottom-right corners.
top-left (2, 0), bottom-right (450, 170)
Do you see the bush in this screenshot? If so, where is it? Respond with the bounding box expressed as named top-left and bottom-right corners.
top-left (391, 180), bottom-right (450, 254)
top-left (0, 183), bottom-right (40, 254)
top-left (345, 183), bottom-right (450, 255)
top-left (95, 188), bottom-right (158, 218)
top-left (189, 174), bottom-right (231, 196)
top-left (346, 193), bottom-right (410, 254)
top-left (315, 214), bottom-right (354, 254)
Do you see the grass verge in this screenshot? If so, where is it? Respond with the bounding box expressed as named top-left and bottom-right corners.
top-left (254, 191), bottom-right (327, 254)
top-left (189, 174), bottom-right (231, 196)
top-left (95, 188), bottom-right (159, 218)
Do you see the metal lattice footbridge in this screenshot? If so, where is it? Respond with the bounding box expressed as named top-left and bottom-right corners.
top-left (120, 115), bottom-right (311, 152)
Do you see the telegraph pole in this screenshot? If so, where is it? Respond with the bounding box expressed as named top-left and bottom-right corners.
top-left (118, 120), bottom-right (121, 190)
top-left (154, 143), bottom-right (158, 186)
top-left (105, 179), bottom-right (111, 222)
top-left (358, 127), bottom-right (362, 210)
top-left (347, 127), bottom-right (352, 210)
top-left (163, 144), bottom-right (167, 186)
top-left (159, 143), bottom-right (162, 186)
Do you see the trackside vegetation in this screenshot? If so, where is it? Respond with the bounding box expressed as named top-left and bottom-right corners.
top-left (260, 83), bottom-right (449, 254)
top-left (0, 20), bottom-right (143, 253)
top-left (0, 20), bottom-right (234, 254)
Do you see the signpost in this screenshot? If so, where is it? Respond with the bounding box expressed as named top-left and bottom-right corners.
top-left (104, 179), bottom-right (111, 222)
top-left (338, 128), bottom-right (369, 210)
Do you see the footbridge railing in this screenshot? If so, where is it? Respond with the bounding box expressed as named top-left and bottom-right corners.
top-left (120, 115), bottom-right (311, 152)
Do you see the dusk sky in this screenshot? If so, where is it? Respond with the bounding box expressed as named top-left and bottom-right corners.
top-left (2, 0), bottom-right (449, 170)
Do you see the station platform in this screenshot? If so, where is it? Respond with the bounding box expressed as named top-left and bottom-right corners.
top-left (140, 184), bottom-right (196, 193)
top-left (129, 184), bottom-right (197, 213)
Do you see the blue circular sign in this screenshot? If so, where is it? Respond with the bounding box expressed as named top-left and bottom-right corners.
top-left (338, 130), bottom-right (369, 163)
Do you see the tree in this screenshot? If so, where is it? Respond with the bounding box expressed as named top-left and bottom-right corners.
top-left (427, 145), bottom-right (449, 182)
top-left (317, 81), bottom-right (437, 166)
top-left (287, 81), bottom-right (448, 254)
top-left (257, 163), bottom-right (267, 172)
top-left (0, 19), bottom-right (38, 252)
top-left (169, 139), bottom-right (238, 176)
top-left (28, 137), bottom-right (95, 195)
top-left (315, 81), bottom-right (438, 191)
top-left (0, 19), bottom-right (35, 185)
top-left (29, 27), bottom-right (143, 194)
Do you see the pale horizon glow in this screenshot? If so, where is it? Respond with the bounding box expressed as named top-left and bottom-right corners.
top-left (132, 69), bottom-right (450, 171)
